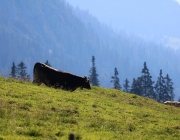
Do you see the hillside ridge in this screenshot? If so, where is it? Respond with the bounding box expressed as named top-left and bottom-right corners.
top-left (1, 76), bottom-right (180, 139)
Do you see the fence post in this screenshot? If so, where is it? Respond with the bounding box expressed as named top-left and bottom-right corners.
top-left (69, 133), bottom-right (75, 140)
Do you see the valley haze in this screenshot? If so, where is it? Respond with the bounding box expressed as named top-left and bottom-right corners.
top-left (66, 0), bottom-right (180, 49)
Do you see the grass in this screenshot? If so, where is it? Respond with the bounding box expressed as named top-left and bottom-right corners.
top-left (0, 76), bottom-right (180, 139)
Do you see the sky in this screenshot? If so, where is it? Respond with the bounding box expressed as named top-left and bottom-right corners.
top-left (175, 0), bottom-right (180, 4)
top-left (65, 0), bottom-right (180, 48)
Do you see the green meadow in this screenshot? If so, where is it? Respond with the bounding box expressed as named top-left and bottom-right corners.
top-left (0, 76), bottom-right (180, 140)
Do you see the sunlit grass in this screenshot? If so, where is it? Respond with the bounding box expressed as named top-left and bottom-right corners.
top-left (0, 76), bottom-right (180, 139)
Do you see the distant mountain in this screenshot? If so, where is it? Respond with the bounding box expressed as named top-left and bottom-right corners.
top-left (73, 6), bottom-right (180, 97)
top-left (66, 0), bottom-right (180, 49)
top-left (0, 0), bottom-right (103, 74)
top-left (0, 0), bottom-right (180, 99)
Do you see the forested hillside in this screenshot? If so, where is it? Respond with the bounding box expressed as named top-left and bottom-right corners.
top-left (0, 0), bottom-right (180, 99)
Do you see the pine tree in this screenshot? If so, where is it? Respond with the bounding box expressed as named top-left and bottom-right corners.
top-left (17, 61), bottom-right (30, 81)
top-left (164, 74), bottom-right (174, 101)
top-left (111, 67), bottom-right (121, 90)
top-left (9, 62), bottom-right (17, 78)
top-left (123, 78), bottom-right (130, 92)
top-left (154, 69), bottom-right (165, 102)
top-left (140, 62), bottom-right (156, 99)
top-left (130, 77), bottom-right (143, 96)
top-left (89, 56), bottom-right (99, 86)
top-left (45, 60), bottom-right (51, 67)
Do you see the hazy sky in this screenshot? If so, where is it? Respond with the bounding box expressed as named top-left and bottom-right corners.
top-left (175, 0), bottom-right (180, 4)
top-left (65, 0), bottom-right (180, 44)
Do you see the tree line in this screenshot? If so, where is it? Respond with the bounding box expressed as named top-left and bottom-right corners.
top-left (9, 60), bottom-right (51, 81)
top-left (89, 56), bottom-right (174, 103)
top-left (8, 57), bottom-right (175, 103)
top-left (9, 61), bottom-right (30, 81)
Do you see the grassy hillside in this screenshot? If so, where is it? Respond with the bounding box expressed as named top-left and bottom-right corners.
top-left (0, 76), bottom-right (180, 140)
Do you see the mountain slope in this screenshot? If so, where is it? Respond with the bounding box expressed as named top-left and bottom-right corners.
top-left (0, 0), bottom-right (113, 78)
top-left (66, 0), bottom-right (180, 41)
top-left (1, 76), bottom-right (180, 139)
top-left (0, 0), bottom-right (180, 99)
top-left (73, 5), bottom-right (180, 98)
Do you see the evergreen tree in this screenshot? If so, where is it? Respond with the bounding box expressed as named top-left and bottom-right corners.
top-left (140, 62), bottom-right (156, 99)
top-left (111, 67), bottom-right (121, 90)
top-left (154, 69), bottom-right (165, 102)
top-left (163, 74), bottom-right (174, 101)
top-left (89, 56), bottom-right (99, 86)
top-left (45, 60), bottom-right (51, 67)
top-left (17, 61), bottom-right (30, 81)
top-left (130, 77), bottom-right (143, 96)
top-left (9, 62), bottom-right (17, 78)
top-left (123, 78), bottom-right (130, 92)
